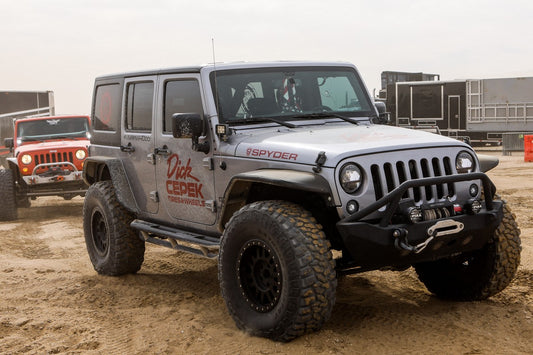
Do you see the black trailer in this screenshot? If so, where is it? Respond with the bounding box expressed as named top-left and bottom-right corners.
top-left (377, 71), bottom-right (440, 100)
top-left (387, 78), bottom-right (533, 145)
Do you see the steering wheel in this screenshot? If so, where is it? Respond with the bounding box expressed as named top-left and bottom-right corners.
top-left (312, 105), bottom-right (333, 112)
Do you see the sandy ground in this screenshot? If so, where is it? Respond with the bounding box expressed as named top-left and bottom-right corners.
top-left (0, 151), bottom-right (532, 355)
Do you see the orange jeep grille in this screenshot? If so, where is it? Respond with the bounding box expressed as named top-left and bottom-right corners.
top-left (34, 151), bottom-right (74, 165)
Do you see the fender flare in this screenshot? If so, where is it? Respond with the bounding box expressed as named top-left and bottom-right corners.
top-left (477, 154), bottom-right (499, 173)
top-left (83, 156), bottom-right (139, 213)
top-left (218, 169), bottom-right (333, 231)
top-left (6, 157), bottom-right (18, 171)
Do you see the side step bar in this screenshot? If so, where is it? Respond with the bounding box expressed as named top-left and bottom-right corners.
top-left (130, 219), bottom-right (220, 259)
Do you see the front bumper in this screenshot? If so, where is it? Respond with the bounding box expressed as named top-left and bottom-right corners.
top-left (21, 161), bottom-right (84, 185)
top-left (336, 172), bottom-right (503, 272)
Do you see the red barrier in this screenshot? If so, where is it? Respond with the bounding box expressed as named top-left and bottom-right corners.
top-left (525, 135), bottom-right (533, 162)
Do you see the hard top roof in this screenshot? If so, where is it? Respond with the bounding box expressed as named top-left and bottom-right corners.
top-left (16, 115), bottom-right (90, 122)
top-left (95, 61), bottom-right (356, 80)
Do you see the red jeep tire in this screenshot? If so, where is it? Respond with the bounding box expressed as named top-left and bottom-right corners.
top-left (0, 169), bottom-right (18, 221)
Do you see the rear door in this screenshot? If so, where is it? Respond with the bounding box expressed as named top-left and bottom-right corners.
top-left (448, 95), bottom-right (461, 130)
top-left (121, 76), bottom-right (158, 214)
top-left (154, 74), bottom-right (216, 225)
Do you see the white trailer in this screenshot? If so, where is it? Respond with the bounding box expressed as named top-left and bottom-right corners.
top-left (467, 77), bottom-right (533, 132)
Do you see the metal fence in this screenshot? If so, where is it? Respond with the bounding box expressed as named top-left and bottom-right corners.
top-left (502, 132), bottom-right (533, 155)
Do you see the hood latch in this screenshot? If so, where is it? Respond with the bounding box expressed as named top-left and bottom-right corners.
top-left (313, 151), bottom-right (327, 173)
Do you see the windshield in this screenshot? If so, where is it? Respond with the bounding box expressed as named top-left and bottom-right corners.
top-left (210, 66), bottom-right (374, 124)
top-left (16, 116), bottom-right (90, 143)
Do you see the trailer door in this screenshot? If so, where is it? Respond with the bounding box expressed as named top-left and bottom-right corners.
top-left (448, 95), bottom-right (461, 129)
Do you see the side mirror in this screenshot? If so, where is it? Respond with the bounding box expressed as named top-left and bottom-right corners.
top-left (373, 101), bottom-right (390, 124)
top-left (4, 138), bottom-right (13, 152)
top-left (172, 113), bottom-right (210, 153)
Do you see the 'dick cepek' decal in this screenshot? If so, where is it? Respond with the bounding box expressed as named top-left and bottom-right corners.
top-left (166, 154), bottom-right (205, 207)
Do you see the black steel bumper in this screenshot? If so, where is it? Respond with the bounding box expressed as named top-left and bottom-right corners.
top-left (336, 172), bottom-right (503, 272)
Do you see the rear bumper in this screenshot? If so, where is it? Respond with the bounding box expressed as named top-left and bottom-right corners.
top-left (335, 172), bottom-right (503, 272)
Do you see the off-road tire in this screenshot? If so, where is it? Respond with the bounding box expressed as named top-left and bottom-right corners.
top-left (0, 169), bottom-right (18, 221)
top-left (219, 200), bottom-right (337, 342)
top-left (415, 200), bottom-right (521, 300)
top-left (83, 180), bottom-right (145, 275)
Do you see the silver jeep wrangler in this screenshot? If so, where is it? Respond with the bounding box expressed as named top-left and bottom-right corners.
top-left (83, 61), bottom-right (521, 341)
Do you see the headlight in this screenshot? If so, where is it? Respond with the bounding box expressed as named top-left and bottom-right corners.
top-left (75, 149), bottom-right (87, 160)
top-left (456, 151), bottom-right (475, 173)
top-left (340, 163), bottom-right (363, 193)
top-left (21, 154), bottom-right (32, 165)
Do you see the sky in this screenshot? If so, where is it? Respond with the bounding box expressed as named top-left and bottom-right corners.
top-left (1, 0), bottom-right (532, 115)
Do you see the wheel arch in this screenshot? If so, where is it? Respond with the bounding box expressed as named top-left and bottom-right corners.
top-left (218, 169), bottom-right (337, 233)
top-left (83, 156), bottom-right (139, 213)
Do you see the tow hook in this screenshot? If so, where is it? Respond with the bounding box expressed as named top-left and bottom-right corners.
top-left (393, 228), bottom-right (434, 254)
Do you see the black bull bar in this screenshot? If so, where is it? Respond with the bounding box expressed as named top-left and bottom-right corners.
top-left (336, 172), bottom-right (503, 272)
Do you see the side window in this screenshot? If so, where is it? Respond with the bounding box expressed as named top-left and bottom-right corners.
top-left (94, 83), bottom-right (121, 131)
top-left (126, 81), bottom-right (154, 132)
top-left (163, 80), bottom-right (203, 133)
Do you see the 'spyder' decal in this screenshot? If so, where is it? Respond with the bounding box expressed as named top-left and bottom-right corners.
top-left (246, 148), bottom-right (298, 161)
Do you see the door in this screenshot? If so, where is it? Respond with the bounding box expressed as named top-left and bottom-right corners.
top-left (154, 74), bottom-right (216, 225)
top-left (121, 77), bottom-right (158, 214)
top-left (448, 95), bottom-right (461, 130)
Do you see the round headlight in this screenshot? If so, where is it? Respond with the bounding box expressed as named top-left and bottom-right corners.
top-left (75, 149), bottom-right (86, 160)
top-left (340, 163), bottom-right (363, 194)
top-left (456, 151), bottom-right (475, 174)
top-left (21, 154), bottom-right (32, 165)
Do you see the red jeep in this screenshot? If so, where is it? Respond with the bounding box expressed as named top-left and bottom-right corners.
top-left (0, 115), bottom-right (90, 220)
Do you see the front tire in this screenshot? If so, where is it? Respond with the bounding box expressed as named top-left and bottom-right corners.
top-left (415, 201), bottom-right (521, 300)
top-left (219, 200), bottom-right (337, 342)
top-left (83, 181), bottom-right (145, 275)
top-left (0, 169), bottom-right (18, 221)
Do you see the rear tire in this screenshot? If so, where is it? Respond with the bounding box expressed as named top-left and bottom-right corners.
top-left (415, 201), bottom-right (521, 300)
top-left (0, 169), bottom-right (18, 221)
top-left (83, 181), bottom-right (145, 275)
top-left (219, 200), bottom-right (337, 341)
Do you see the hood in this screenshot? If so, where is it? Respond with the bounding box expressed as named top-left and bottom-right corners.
top-left (234, 123), bottom-right (467, 167)
top-left (15, 139), bottom-right (90, 155)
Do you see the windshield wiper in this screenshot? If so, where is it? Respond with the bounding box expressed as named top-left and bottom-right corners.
top-left (289, 112), bottom-right (359, 125)
top-left (51, 135), bottom-right (78, 140)
top-left (228, 117), bottom-right (297, 128)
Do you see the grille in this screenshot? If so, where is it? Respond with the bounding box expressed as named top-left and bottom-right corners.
top-left (370, 157), bottom-right (455, 204)
top-left (33, 151), bottom-right (75, 172)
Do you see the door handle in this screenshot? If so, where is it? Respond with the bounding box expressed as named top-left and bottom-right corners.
top-left (120, 143), bottom-right (135, 153)
top-left (154, 146), bottom-right (171, 156)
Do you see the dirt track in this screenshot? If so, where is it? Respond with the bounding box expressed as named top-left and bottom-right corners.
top-left (1, 152), bottom-right (532, 354)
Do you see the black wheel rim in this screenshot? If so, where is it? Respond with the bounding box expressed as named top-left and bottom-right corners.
top-left (91, 209), bottom-right (109, 255)
top-left (237, 240), bottom-right (282, 313)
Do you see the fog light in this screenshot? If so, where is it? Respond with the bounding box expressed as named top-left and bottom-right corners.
top-left (470, 200), bottom-right (482, 214)
top-left (346, 200), bottom-right (359, 214)
top-left (469, 184), bottom-right (479, 197)
top-left (408, 207), bottom-right (423, 223)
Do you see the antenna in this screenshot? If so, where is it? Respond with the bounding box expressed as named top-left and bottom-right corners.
top-left (212, 38), bottom-right (221, 117)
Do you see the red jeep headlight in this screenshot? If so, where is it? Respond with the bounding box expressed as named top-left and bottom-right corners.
top-left (75, 149), bottom-right (86, 160)
top-left (21, 154), bottom-right (32, 165)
